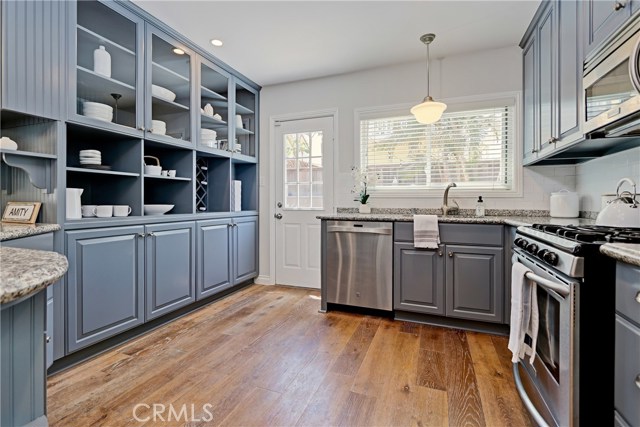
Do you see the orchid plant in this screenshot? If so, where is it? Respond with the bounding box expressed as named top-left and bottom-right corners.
top-left (351, 166), bottom-right (375, 205)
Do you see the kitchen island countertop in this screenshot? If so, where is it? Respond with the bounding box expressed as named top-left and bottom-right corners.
top-left (0, 223), bottom-right (61, 241)
top-left (316, 213), bottom-right (595, 227)
top-left (600, 243), bottom-right (640, 267)
top-left (0, 247), bottom-right (68, 304)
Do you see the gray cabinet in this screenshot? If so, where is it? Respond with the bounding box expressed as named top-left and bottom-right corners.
top-left (521, 0), bottom-right (583, 165)
top-left (393, 223), bottom-right (504, 323)
top-left (614, 263), bottom-right (640, 426)
top-left (445, 245), bottom-right (504, 322)
top-left (144, 222), bottom-right (195, 320)
top-left (233, 216), bottom-right (258, 284)
top-left (1, 0), bottom-right (67, 119)
top-left (584, 0), bottom-right (633, 58)
top-left (66, 226), bottom-right (145, 352)
top-left (196, 219), bottom-right (232, 299)
top-left (393, 243), bottom-right (445, 315)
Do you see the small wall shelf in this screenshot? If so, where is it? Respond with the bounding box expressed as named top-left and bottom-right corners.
top-left (1, 150), bottom-right (56, 194)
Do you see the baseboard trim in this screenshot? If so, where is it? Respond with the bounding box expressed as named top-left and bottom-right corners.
top-left (254, 275), bottom-right (274, 285)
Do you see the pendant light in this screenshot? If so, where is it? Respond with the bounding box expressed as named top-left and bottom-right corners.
top-left (411, 33), bottom-right (447, 124)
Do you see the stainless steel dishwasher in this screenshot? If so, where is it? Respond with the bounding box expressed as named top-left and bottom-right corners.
top-left (325, 221), bottom-right (393, 311)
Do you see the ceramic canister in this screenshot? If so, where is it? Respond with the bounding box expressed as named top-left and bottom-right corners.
top-left (93, 45), bottom-right (111, 78)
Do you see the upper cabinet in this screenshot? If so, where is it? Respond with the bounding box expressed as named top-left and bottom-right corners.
top-left (1, 0), bottom-right (68, 119)
top-left (233, 80), bottom-right (258, 162)
top-left (198, 57), bottom-right (231, 157)
top-left (70, 0), bottom-right (144, 134)
top-left (521, 0), bottom-right (582, 165)
top-left (584, 0), bottom-right (635, 58)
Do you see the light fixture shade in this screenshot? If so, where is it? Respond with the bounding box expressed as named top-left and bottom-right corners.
top-left (411, 97), bottom-right (447, 124)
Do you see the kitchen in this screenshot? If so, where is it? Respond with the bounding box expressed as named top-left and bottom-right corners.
top-left (2, 1), bottom-right (640, 425)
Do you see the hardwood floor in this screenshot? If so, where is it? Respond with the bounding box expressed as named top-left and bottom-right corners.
top-left (47, 285), bottom-right (533, 427)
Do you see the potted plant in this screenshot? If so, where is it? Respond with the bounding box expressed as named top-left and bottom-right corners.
top-left (351, 166), bottom-right (374, 213)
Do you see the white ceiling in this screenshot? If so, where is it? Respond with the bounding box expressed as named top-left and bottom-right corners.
top-left (133, 0), bottom-right (541, 87)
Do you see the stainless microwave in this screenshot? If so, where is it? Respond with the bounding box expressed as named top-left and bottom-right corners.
top-left (583, 18), bottom-right (640, 138)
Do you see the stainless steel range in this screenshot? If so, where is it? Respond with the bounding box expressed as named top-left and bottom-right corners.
top-left (511, 224), bottom-right (640, 427)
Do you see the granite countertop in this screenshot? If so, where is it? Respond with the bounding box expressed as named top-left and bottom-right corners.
top-left (0, 247), bottom-right (68, 304)
top-left (600, 243), bottom-right (640, 267)
top-left (0, 223), bottom-right (61, 241)
top-left (316, 213), bottom-right (595, 227)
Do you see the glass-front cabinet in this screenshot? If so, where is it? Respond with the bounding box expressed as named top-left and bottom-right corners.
top-left (146, 26), bottom-right (195, 147)
top-left (71, 0), bottom-right (144, 134)
top-left (198, 57), bottom-right (231, 156)
top-left (233, 80), bottom-right (258, 161)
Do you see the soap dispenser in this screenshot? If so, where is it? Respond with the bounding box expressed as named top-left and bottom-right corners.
top-left (475, 196), bottom-right (485, 217)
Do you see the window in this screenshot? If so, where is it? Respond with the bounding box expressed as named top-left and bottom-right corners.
top-left (284, 130), bottom-right (324, 209)
top-left (359, 96), bottom-right (517, 194)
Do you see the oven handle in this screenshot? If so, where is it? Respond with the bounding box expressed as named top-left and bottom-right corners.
top-left (524, 271), bottom-right (570, 298)
top-left (513, 363), bottom-right (551, 427)
top-left (630, 33), bottom-right (640, 93)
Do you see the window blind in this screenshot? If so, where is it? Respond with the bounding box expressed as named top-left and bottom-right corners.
top-left (360, 104), bottom-right (514, 191)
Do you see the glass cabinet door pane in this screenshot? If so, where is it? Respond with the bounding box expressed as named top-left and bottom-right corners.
top-left (150, 33), bottom-right (192, 143)
top-left (76, 1), bottom-right (138, 129)
top-left (234, 83), bottom-right (257, 158)
top-left (199, 61), bottom-right (230, 151)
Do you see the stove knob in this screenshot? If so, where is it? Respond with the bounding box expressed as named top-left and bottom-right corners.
top-left (543, 251), bottom-right (559, 266)
top-left (537, 249), bottom-right (548, 259)
top-left (526, 243), bottom-right (538, 254)
top-left (514, 238), bottom-right (528, 249)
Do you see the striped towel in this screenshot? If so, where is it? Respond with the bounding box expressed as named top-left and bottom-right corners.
top-left (413, 215), bottom-right (440, 249)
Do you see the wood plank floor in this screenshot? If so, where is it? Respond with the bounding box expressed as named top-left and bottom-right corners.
top-left (47, 285), bottom-right (533, 427)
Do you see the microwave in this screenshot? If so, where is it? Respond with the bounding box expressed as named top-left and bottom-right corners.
top-left (583, 18), bottom-right (640, 138)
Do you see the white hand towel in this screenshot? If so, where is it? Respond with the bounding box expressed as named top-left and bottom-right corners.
top-left (508, 262), bottom-right (539, 364)
top-left (413, 215), bottom-right (439, 249)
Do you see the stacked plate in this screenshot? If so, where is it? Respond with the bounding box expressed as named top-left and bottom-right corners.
top-left (152, 84), bottom-right (176, 102)
top-left (79, 149), bottom-right (102, 167)
top-left (151, 120), bottom-right (167, 135)
top-left (82, 101), bottom-right (113, 122)
top-left (200, 128), bottom-right (217, 148)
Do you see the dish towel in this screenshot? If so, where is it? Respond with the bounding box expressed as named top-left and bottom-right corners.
top-left (508, 262), bottom-right (539, 364)
top-left (413, 215), bottom-right (440, 249)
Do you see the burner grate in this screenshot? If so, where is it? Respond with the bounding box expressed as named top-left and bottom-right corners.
top-left (531, 223), bottom-right (640, 244)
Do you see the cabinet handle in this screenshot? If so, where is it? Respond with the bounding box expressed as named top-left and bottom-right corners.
top-left (137, 233), bottom-right (145, 238)
top-left (531, 148), bottom-right (538, 153)
top-left (148, 232), bottom-right (156, 237)
top-left (635, 374), bottom-right (640, 389)
top-left (448, 251), bottom-right (453, 257)
top-left (233, 223), bottom-right (238, 227)
top-left (548, 137), bottom-right (557, 144)
top-left (228, 223), bottom-right (233, 227)
top-left (635, 291), bottom-right (640, 304)
top-left (138, 127), bottom-right (145, 131)
top-left (438, 250), bottom-right (443, 256)
top-left (46, 335), bottom-right (51, 344)
top-left (614, 1), bottom-right (626, 10)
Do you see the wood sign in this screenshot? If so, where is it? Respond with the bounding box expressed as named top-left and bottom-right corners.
top-left (2, 202), bottom-right (42, 224)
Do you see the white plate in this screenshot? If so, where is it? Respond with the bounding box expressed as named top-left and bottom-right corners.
top-left (83, 113), bottom-right (112, 122)
top-left (79, 150), bottom-right (101, 155)
top-left (151, 85), bottom-right (177, 102)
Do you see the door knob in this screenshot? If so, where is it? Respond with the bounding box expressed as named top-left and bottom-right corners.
top-left (277, 202), bottom-right (283, 208)
top-left (274, 213), bottom-right (283, 219)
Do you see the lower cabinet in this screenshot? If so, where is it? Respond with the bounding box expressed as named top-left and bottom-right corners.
top-left (393, 223), bottom-right (504, 324)
top-left (66, 226), bottom-right (145, 352)
top-left (197, 219), bottom-right (233, 299)
top-left (233, 216), bottom-right (258, 284)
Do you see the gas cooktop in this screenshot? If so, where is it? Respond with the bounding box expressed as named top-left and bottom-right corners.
top-left (530, 224), bottom-right (640, 244)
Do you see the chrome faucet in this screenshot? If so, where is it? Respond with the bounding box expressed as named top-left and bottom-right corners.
top-left (442, 182), bottom-right (459, 215)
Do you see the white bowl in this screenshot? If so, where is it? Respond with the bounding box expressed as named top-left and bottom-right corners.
top-left (0, 137), bottom-right (18, 150)
top-left (145, 165), bottom-right (162, 176)
top-left (83, 101), bottom-right (113, 113)
top-left (144, 204), bottom-right (174, 215)
top-left (151, 120), bottom-right (167, 135)
top-left (152, 84), bottom-right (177, 102)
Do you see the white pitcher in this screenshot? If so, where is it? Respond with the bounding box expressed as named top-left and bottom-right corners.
top-left (66, 188), bottom-right (84, 220)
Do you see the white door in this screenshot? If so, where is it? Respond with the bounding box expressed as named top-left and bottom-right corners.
top-left (274, 116), bottom-right (334, 288)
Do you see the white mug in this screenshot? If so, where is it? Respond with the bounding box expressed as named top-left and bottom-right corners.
top-left (235, 114), bottom-right (243, 128)
top-left (113, 205), bottom-right (132, 217)
top-left (95, 205), bottom-right (113, 218)
top-left (167, 170), bottom-right (176, 177)
top-left (81, 205), bottom-right (97, 217)
top-left (161, 170), bottom-right (168, 176)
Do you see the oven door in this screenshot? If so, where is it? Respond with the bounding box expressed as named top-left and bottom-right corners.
top-left (584, 27), bottom-right (640, 136)
top-left (512, 251), bottom-right (578, 427)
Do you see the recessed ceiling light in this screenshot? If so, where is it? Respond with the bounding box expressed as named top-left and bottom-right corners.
top-left (210, 39), bottom-right (223, 47)
top-left (172, 48), bottom-right (185, 55)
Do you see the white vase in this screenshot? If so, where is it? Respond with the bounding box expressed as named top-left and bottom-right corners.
top-left (358, 204), bottom-right (371, 214)
top-left (93, 45), bottom-right (111, 78)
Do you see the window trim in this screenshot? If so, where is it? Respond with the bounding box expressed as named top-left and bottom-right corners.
top-left (353, 91), bottom-right (523, 199)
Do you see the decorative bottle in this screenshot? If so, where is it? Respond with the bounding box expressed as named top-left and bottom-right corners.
top-left (93, 46), bottom-right (111, 78)
top-left (475, 196), bottom-right (485, 217)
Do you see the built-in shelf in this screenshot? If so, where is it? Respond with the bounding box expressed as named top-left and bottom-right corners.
top-left (231, 153), bottom-right (257, 164)
top-left (201, 86), bottom-right (227, 101)
top-left (196, 146), bottom-right (232, 158)
top-left (145, 132), bottom-right (191, 148)
top-left (67, 167), bottom-right (140, 177)
top-left (144, 174), bottom-right (191, 182)
top-left (235, 103), bottom-right (254, 115)
top-left (77, 66), bottom-right (136, 108)
top-left (1, 150), bottom-right (56, 194)
top-left (0, 150), bottom-right (56, 159)
top-left (151, 95), bottom-right (189, 115)
top-left (77, 24), bottom-right (135, 57)
top-left (235, 128), bottom-right (254, 136)
top-left (200, 114), bottom-right (227, 129)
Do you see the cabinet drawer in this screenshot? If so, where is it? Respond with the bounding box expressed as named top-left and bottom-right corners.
top-left (615, 314), bottom-right (640, 427)
top-left (616, 263), bottom-right (640, 326)
top-left (394, 222), bottom-right (503, 246)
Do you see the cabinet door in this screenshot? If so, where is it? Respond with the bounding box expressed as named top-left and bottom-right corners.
top-left (46, 296), bottom-right (53, 369)
top-left (615, 314), bottom-right (640, 427)
top-left (538, 4), bottom-right (556, 155)
top-left (196, 219), bottom-right (233, 299)
top-left (393, 242), bottom-right (445, 315)
top-left (584, 0), bottom-right (632, 57)
top-left (233, 216), bottom-right (258, 284)
top-left (145, 222), bottom-right (195, 320)
top-left (66, 226), bottom-right (145, 352)
top-left (446, 245), bottom-right (504, 323)
top-left (557, 0), bottom-right (581, 141)
top-left (522, 35), bottom-right (537, 164)
top-left (1, 0), bottom-right (67, 119)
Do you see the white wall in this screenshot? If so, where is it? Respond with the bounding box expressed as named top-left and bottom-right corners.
top-left (575, 146), bottom-right (640, 212)
top-left (257, 45), bottom-right (574, 282)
